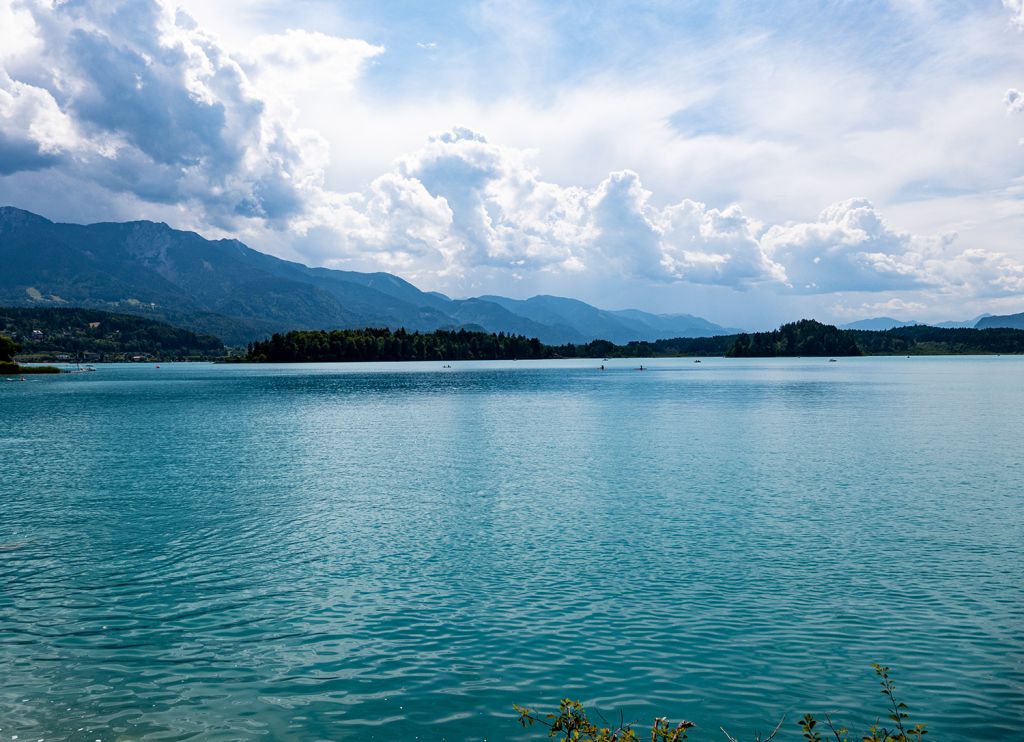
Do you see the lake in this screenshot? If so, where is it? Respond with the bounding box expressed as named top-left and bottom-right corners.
top-left (1, 358), bottom-right (1021, 740)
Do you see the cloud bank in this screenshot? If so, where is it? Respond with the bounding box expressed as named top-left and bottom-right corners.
top-left (1, 0), bottom-right (1023, 323)
top-left (323, 128), bottom-right (786, 289)
top-left (310, 129), bottom-right (1024, 301)
top-left (0, 0), bottom-right (368, 226)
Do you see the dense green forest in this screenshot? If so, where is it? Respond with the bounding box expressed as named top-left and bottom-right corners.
top-left (0, 333), bottom-right (59, 374)
top-left (246, 328), bottom-right (742, 362)
top-left (7, 307), bottom-right (1024, 364)
top-left (700, 321), bottom-right (1024, 357)
top-left (246, 321), bottom-right (1024, 363)
top-left (551, 335), bottom-right (736, 358)
top-left (246, 328), bottom-right (550, 362)
top-left (0, 332), bottom-right (19, 373)
top-left (0, 307), bottom-right (225, 361)
top-left (849, 324), bottom-right (1024, 354)
top-left (728, 319), bottom-right (863, 357)
top-left (0, 333), bottom-right (16, 363)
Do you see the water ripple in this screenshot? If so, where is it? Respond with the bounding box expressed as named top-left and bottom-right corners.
top-left (1, 359), bottom-right (1022, 739)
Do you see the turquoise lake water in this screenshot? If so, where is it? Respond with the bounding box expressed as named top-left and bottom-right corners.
top-left (1, 358), bottom-right (1022, 740)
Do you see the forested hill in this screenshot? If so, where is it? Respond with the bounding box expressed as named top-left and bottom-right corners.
top-left (0, 307), bottom-right (224, 361)
top-left (727, 320), bottom-right (861, 357)
top-left (246, 321), bottom-right (1024, 362)
top-left (0, 206), bottom-right (733, 345)
top-left (848, 325), bottom-right (1024, 354)
top-left (726, 320), bottom-right (1024, 357)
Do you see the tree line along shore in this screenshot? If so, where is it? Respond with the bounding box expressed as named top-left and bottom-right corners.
top-left (0, 333), bottom-right (59, 375)
top-left (5, 307), bottom-right (1024, 369)
top-left (0, 307), bottom-right (224, 363)
top-left (244, 320), bottom-right (1024, 363)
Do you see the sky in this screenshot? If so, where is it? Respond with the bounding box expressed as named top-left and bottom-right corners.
top-left (1, 0), bottom-right (1023, 328)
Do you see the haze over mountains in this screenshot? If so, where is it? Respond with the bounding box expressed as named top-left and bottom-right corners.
top-left (4, 207), bottom-right (1021, 345)
top-left (0, 207), bottom-right (740, 345)
top-left (839, 316), bottom-right (990, 331)
top-left (839, 317), bottom-right (921, 331)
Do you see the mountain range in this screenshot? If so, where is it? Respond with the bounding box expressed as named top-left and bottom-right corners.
top-left (840, 314), bottom-right (1000, 332)
top-left (976, 312), bottom-right (1024, 330)
top-left (0, 207), bottom-right (739, 345)
top-left (840, 317), bottom-right (921, 331)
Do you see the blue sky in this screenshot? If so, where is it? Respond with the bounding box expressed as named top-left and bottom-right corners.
top-left (1, 0), bottom-right (1023, 327)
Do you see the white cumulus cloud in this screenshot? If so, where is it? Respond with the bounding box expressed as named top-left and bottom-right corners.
top-left (761, 199), bottom-right (942, 293)
top-left (1, 0), bottom-right (1023, 318)
top-left (244, 30), bottom-right (382, 96)
top-left (313, 128), bottom-right (786, 289)
top-left (1005, 1), bottom-right (1024, 28)
top-left (1006, 88), bottom-right (1024, 114)
top-left (0, 0), bottom-right (378, 227)
top-left (762, 198), bottom-right (1024, 297)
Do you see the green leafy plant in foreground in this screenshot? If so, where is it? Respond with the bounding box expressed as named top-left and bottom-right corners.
top-left (798, 666), bottom-right (928, 742)
top-left (516, 665), bottom-right (926, 742)
top-left (514, 699), bottom-right (697, 741)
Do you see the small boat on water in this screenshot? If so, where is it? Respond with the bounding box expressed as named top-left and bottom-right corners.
top-left (694, 359), bottom-right (701, 363)
top-left (829, 358), bottom-right (837, 362)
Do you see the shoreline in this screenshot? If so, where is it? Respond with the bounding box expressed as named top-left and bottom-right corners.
top-left (0, 363), bottom-right (60, 375)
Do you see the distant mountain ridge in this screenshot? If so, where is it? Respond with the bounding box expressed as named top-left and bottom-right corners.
top-left (975, 312), bottom-right (1024, 330)
top-left (479, 294), bottom-right (741, 345)
top-left (840, 317), bottom-right (920, 331)
top-left (0, 206), bottom-right (735, 345)
top-left (840, 314), bottom-right (995, 331)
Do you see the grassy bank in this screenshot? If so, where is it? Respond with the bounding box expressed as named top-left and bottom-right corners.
top-left (1, 333), bottom-right (60, 374)
top-left (0, 361), bottom-right (60, 375)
